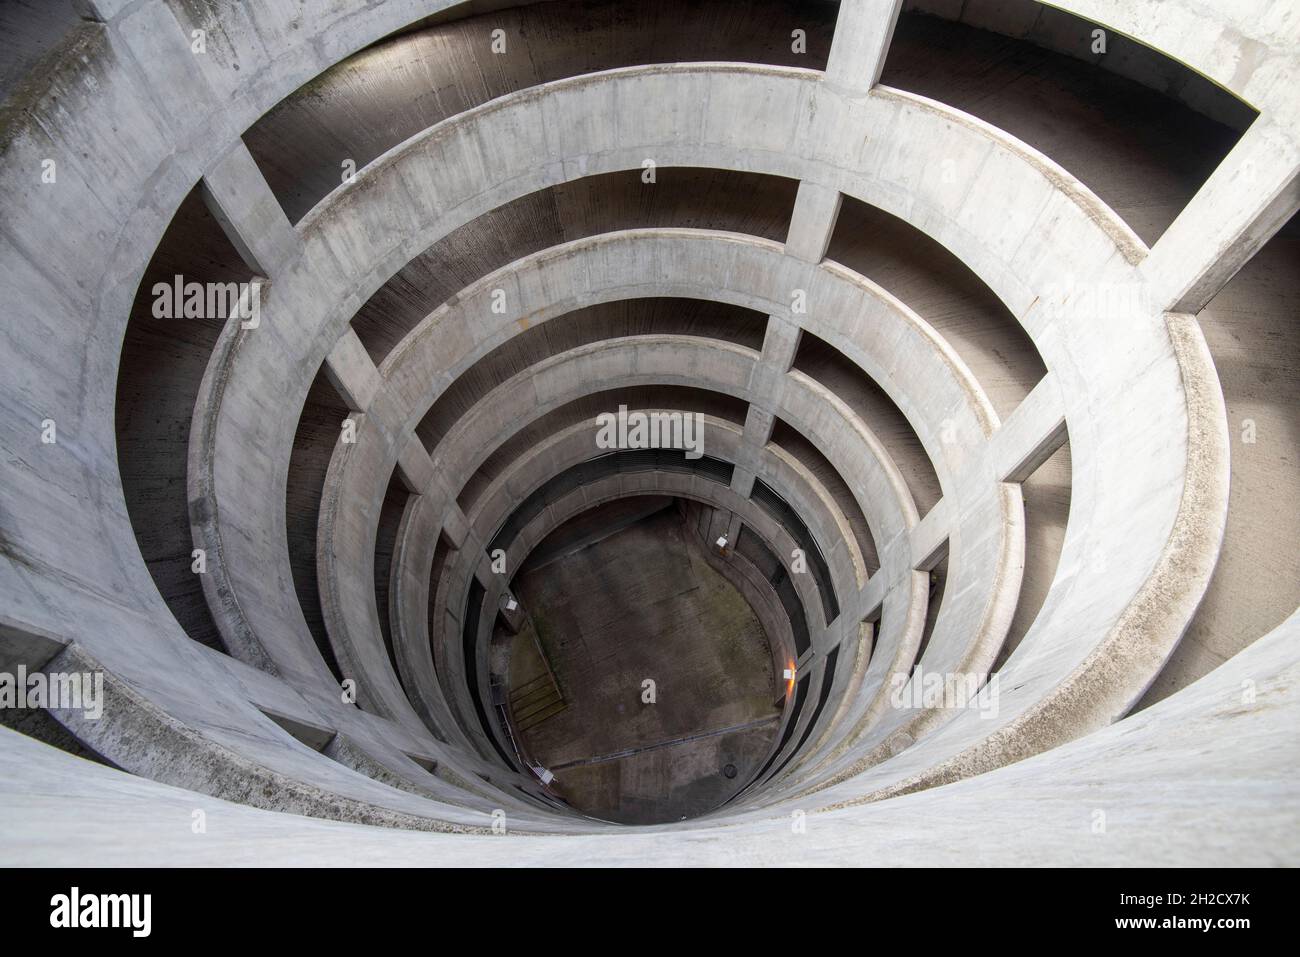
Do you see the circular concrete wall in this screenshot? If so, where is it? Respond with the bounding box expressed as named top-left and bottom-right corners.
top-left (0, 0), bottom-right (1296, 863)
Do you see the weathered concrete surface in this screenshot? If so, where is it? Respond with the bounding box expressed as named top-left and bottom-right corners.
top-left (182, 63), bottom-right (1211, 814)
top-left (0, 0), bottom-right (1291, 853)
top-left (0, 50), bottom-right (1190, 821)
top-left (299, 224), bottom-right (1022, 798)
top-left (1138, 220), bottom-right (1300, 706)
top-left (3, 610), bottom-right (1296, 863)
top-left (1, 0), bottom-right (579, 827)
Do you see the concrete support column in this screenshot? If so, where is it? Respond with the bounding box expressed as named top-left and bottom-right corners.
top-left (731, 465), bottom-right (757, 499)
top-left (909, 497), bottom-right (951, 571)
top-left (394, 440), bottom-right (469, 548)
top-left (823, 0), bottom-right (905, 94)
top-left (324, 329), bottom-right (471, 551)
top-left (857, 566), bottom-right (888, 620)
top-left (749, 316), bottom-right (803, 402)
top-left (469, 532), bottom-right (495, 586)
top-left (400, 444), bottom-right (474, 555)
top-left (1142, 119), bottom-right (1300, 314)
top-left (734, 316), bottom-right (802, 497)
top-left (742, 404), bottom-right (777, 450)
top-left (725, 511), bottom-right (744, 546)
top-left (324, 328), bottom-right (382, 413)
top-left (785, 182), bottom-right (843, 263)
top-left (439, 496), bottom-right (472, 550)
top-left (420, 468), bottom-right (470, 550)
top-left (201, 140), bottom-right (299, 276)
top-left (394, 437), bottom-right (435, 494)
top-left (991, 374), bottom-right (1068, 483)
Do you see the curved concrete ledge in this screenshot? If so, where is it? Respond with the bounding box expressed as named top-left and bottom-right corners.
top-left (295, 65), bottom-right (1144, 308)
top-left (392, 413), bottom-right (864, 754)
top-left (459, 414), bottom-right (864, 641)
top-left (6, 607), bottom-right (1295, 863)
top-left (416, 342), bottom-right (896, 754)
top-left (0, 27), bottom-right (1223, 824)
top-left (188, 299), bottom-right (331, 684)
top-left (380, 230), bottom-right (996, 484)
top-left (741, 313), bottom-right (1230, 809)
top-left (473, 416), bottom-right (866, 583)
top-left (399, 337), bottom-right (1023, 767)
top-left (195, 69), bottom-right (1170, 785)
top-left (767, 368), bottom-right (1022, 786)
top-left (26, 642), bottom-right (567, 836)
top-left (313, 224), bottom-right (1023, 774)
top-left (423, 336), bottom-right (903, 603)
top-left (347, 226), bottom-right (983, 639)
top-left (821, 311), bottom-right (1232, 805)
top-left (1038, 0), bottom-right (1300, 112)
top-left (388, 493), bottom-right (478, 752)
top-left (465, 447), bottom-right (800, 696)
top-left (682, 503), bottom-right (805, 683)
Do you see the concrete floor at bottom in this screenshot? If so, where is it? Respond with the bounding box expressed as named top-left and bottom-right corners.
top-left (505, 500), bottom-right (779, 824)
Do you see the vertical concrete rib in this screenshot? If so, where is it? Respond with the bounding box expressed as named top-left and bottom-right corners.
top-left (823, 0), bottom-right (905, 94)
top-left (1143, 119), bottom-right (1300, 314)
top-left (785, 182), bottom-right (844, 263)
top-left (735, 317), bottom-right (802, 497)
top-left (992, 374), bottom-right (1068, 483)
top-left (201, 141), bottom-right (300, 277)
top-left (325, 328), bottom-right (384, 413)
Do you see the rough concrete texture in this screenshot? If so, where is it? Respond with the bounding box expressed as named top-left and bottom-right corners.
top-left (0, 0), bottom-right (1297, 864)
top-left (3, 609), bottom-right (1297, 864)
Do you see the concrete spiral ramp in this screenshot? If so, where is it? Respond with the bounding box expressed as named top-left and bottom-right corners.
top-left (0, 0), bottom-right (1297, 865)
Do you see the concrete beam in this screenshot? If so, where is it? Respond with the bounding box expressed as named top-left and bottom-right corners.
top-left (730, 465), bottom-right (757, 499)
top-left (1143, 119), bottom-right (1300, 314)
top-left (909, 497), bottom-right (951, 571)
top-left (823, 0), bottom-right (905, 94)
top-left (201, 140), bottom-right (300, 277)
top-left (748, 315), bottom-right (803, 404)
top-left (784, 182), bottom-right (843, 263)
top-left (993, 374), bottom-right (1069, 483)
top-left (741, 404), bottom-right (777, 449)
top-left (325, 328), bottom-right (383, 413)
top-left (858, 568), bottom-right (888, 620)
top-left (395, 437), bottom-right (436, 494)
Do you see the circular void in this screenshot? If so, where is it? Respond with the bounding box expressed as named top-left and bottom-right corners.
top-left (499, 495), bottom-right (783, 825)
top-left (0, 0), bottom-right (1297, 868)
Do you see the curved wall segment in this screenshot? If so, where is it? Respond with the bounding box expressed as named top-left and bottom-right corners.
top-left (0, 0), bottom-right (1296, 864)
